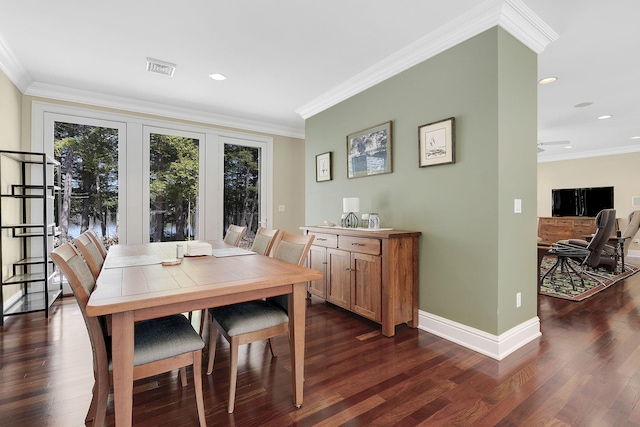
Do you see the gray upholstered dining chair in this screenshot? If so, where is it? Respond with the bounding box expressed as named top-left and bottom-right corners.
top-left (51, 242), bottom-right (206, 427)
top-left (195, 226), bottom-right (280, 336)
top-left (73, 231), bottom-right (105, 280)
top-left (206, 231), bottom-right (314, 413)
top-left (250, 227), bottom-right (279, 256)
top-left (85, 228), bottom-right (108, 259)
top-left (223, 224), bottom-right (247, 246)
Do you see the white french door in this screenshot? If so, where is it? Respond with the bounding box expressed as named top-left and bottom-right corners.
top-left (219, 136), bottom-right (270, 246)
top-left (143, 127), bottom-right (205, 242)
top-left (33, 102), bottom-right (273, 246)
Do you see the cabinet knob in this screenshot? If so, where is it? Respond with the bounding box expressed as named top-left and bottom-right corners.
top-left (351, 243), bottom-right (363, 246)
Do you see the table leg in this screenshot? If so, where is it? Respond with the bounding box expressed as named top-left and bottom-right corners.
top-left (112, 311), bottom-right (135, 426)
top-left (288, 283), bottom-right (306, 408)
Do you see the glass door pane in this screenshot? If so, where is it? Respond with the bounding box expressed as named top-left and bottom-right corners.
top-left (224, 143), bottom-right (260, 248)
top-left (53, 122), bottom-right (119, 248)
top-left (149, 133), bottom-right (199, 242)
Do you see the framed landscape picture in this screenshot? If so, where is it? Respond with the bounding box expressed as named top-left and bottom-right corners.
top-left (346, 121), bottom-right (392, 179)
top-left (316, 152), bottom-right (332, 182)
top-left (419, 117), bottom-right (455, 167)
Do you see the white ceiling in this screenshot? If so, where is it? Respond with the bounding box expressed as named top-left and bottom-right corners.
top-left (0, 0), bottom-right (638, 161)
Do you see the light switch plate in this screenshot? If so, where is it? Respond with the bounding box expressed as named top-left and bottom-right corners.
top-left (514, 199), bottom-right (522, 214)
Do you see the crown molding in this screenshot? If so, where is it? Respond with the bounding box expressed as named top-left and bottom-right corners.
top-left (0, 0), bottom-right (555, 138)
top-left (296, 0), bottom-right (558, 120)
top-left (0, 32), bottom-right (31, 92)
top-left (537, 144), bottom-right (640, 163)
top-left (24, 82), bottom-right (305, 139)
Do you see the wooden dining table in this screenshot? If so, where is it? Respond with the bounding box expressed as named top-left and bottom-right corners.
top-left (86, 240), bottom-right (322, 426)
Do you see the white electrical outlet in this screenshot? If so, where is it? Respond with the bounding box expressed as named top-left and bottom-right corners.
top-left (278, 205), bottom-right (285, 212)
top-left (516, 292), bottom-right (522, 308)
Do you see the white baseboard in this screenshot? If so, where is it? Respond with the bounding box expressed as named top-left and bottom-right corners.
top-left (2, 290), bottom-right (23, 315)
top-left (627, 249), bottom-right (640, 258)
top-left (418, 310), bottom-right (541, 360)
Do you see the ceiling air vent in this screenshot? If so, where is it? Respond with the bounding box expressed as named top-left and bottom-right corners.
top-left (146, 58), bottom-right (176, 77)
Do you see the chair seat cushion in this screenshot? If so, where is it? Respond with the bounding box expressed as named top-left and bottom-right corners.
top-left (209, 300), bottom-right (288, 337)
top-left (129, 315), bottom-right (204, 366)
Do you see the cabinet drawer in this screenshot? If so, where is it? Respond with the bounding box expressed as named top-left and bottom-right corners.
top-left (309, 232), bottom-right (337, 248)
top-left (338, 236), bottom-right (381, 255)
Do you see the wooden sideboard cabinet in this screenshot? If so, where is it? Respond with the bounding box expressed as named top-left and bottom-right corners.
top-left (300, 226), bottom-right (421, 337)
top-left (538, 216), bottom-right (619, 243)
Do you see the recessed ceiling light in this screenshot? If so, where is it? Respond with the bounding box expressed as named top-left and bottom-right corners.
top-left (209, 73), bottom-right (227, 81)
top-left (538, 77), bottom-right (557, 85)
top-left (564, 145), bottom-right (573, 149)
top-left (632, 136), bottom-right (640, 140)
top-left (597, 115), bottom-right (612, 120)
top-left (574, 102), bottom-right (593, 108)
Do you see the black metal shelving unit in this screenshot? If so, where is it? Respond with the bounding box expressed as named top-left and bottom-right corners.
top-left (1, 150), bottom-right (61, 324)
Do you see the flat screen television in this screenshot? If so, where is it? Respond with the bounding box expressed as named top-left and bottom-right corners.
top-left (552, 186), bottom-right (614, 217)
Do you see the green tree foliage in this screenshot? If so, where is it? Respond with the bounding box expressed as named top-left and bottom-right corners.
top-left (224, 144), bottom-right (259, 238)
top-left (149, 134), bottom-right (199, 242)
top-left (54, 123), bottom-right (118, 242)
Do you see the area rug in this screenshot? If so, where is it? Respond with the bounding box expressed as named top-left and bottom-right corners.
top-left (539, 257), bottom-right (639, 301)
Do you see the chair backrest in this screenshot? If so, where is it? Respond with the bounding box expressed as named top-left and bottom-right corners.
top-left (268, 232), bottom-right (315, 311)
top-left (224, 225), bottom-right (247, 246)
top-left (51, 243), bottom-right (108, 377)
top-left (622, 210), bottom-right (640, 257)
top-left (270, 231), bottom-right (315, 267)
top-left (73, 232), bottom-right (105, 279)
top-left (585, 208), bottom-right (616, 267)
top-left (85, 229), bottom-right (108, 259)
top-left (250, 227), bottom-right (279, 256)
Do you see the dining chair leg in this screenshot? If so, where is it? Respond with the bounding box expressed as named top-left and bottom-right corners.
top-left (193, 349), bottom-right (206, 427)
top-left (180, 367), bottom-right (188, 387)
top-left (199, 309), bottom-right (206, 335)
top-left (85, 381), bottom-right (97, 423)
top-left (228, 337), bottom-right (240, 413)
top-left (206, 319), bottom-right (218, 375)
top-left (92, 366), bottom-right (110, 427)
top-left (268, 337), bottom-right (278, 358)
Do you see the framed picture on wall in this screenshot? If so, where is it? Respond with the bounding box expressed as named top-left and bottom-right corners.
top-left (346, 121), bottom-right (392, 179)
top-left (418, 117), bottom-right (455, 167)
top-left (316, 152), bottom-right (332, 182)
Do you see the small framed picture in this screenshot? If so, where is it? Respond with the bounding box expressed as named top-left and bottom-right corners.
top-left (419, 117), bottom-right (455, 167)
top-left (316, 152), bottom-right (332, 182)
top-left (347, 121), bottom-right (392, 179)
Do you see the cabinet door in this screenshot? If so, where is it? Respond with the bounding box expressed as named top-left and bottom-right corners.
top-left (326, 248), bottom-right (350, 309)
top-left (351, 253), bottom-right (382, 322)
top-left (308, 245), bottom-right (327, 298)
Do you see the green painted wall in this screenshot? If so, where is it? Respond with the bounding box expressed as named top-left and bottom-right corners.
top-left (304, 27), bottom-right (537, 336)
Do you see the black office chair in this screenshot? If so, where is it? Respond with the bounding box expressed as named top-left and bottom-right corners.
top-left (542, 209), bottom-right (616, 289)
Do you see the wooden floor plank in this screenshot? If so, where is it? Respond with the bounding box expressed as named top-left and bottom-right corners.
top-left (2, 259), bottom-right (640, 426)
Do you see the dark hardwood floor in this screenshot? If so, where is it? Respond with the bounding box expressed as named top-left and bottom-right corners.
top-left (3, 261), bottom-right (640, 426)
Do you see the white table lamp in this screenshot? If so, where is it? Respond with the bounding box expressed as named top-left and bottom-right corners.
top-left (342, 197), bottom-right (360, 228)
